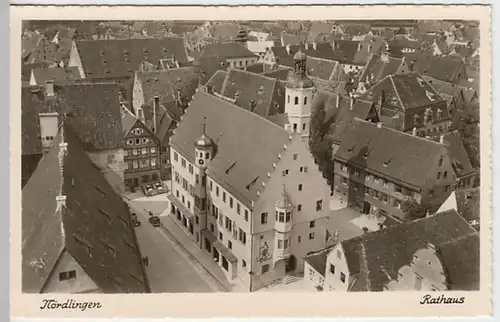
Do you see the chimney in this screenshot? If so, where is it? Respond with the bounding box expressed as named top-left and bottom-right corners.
top-left (367, 44), bottom-right (372, 52)
top-left (350, 97), bottom-right (355, 110)
top-left (286, 44), bottom-right (290, 55)
top-left (313, 42), bottom-right (317, 50)
top-left (45, 80), bottom-right (55, 97)
top-left (336, 94), bottom-right (340, 108)
top-left (56, 195), bottom-right (67, 211)
top-left (332, 40), bottom-right (336, 49)
top-left (378, 223), bottom-right (384, 230)
top-left (381, 51), bottom-right (390, 63)
top-left (362, 227), bottom-right (369, 234)
top-left (206, 85), bottom-right (213, 94)
top-left (412, 127), bottom-right (417, 136)
top-left (249, 100), bottom-right (257, 112)
top-left (153, 96), bottom-right (160, 133)
top-left (357, 42), bottom-right (361, 51)
top-left (439, 134), bottom-right (445, 144)
top-left (377, 122), bottom-right (382, 128)
top-left (305, 42), bottom-right (309, 50)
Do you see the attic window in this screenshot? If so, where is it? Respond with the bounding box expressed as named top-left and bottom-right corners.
top-left (347, 144), bottom-right (355, 152)
top-left (383, 157), bottom-right (392, 167)
top-left (258, 86), bottom-right (264, 94)
top-left (101, 241), bottom-right (116, 257)
top-left (100, 50), bottom-right (105, 56)
top-left (73, 235), bottom-right (93, 257)
top-left (98, 208), bottom-right (112, 223)
top-left (363, 148), bottom-right (372, 159)
top-left (246, 176), bottom-right (259, 190)
top-left (225, 161), bottom-right (237, 174)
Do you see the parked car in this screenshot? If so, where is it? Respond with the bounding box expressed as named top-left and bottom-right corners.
top-left (131, 213), bottom-right (141, 227)
top-left (142, 183), bottom-right (157, 196)
top-left (153, 181), bottom-right (167, 194)
top-left (149, 215), bottom-right (161, 227)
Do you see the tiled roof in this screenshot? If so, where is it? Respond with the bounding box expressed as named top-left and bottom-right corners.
top-left (281, 33), bottom-right (307, 47)
top-left (341, 209), bottom-right (478, 291)
top-left (212, 24), bottom-right (240, 41)
top-left (122, 109), bottom-right (138, 136)
top-left (304, 247), bottom-right (333, 277)
top-left (22, 33), bottom-right (43, 59)
top-left (74, 38), bottom-right (188, 79)
top-left (271, 43), bottom-right (336, 66)
top-left (306, 57), bottom-right (344, 81)
top-left (245, 62), bottom-right (265, 74)
top-left (22, 62), bottom-right (52, 83)
top-left (24, 82), bottom-right (123, 151)
top-left (438, 233), bottom-right (480, 290)
top-left (219, 69), bottom-right (283, 117)
top-left (331, 40), bottom-right (362, 65)
top-left (200, 42), bottom-right (257, 59)
top-left (193, 56), bottom-right (229, 85)
top-left (442, 131), bottom-right (475, 178)
top-left (335, 118), bottom-right (451, 189)
top-left (263, 66), bottom-right (292, 81)
top-left (31, 67), bottom-right (81, 85)
top-left (343, 24), bottom-right (371, 37)
top-left (413, 55), bottom-right (466, 83)
top-left (22, 124), bottom-right (149, 293)
top-left (308, 22), bottom-right (335, 41)
top-left (361, 73), bottom-right (447, 110)
top-left (21, 87), bottom-right (43, 156)
top-left (359, 54), bottom-right (405, 86)
top-left (205, 70), bottom-right (227, 94)
top-left (310, 91), bottom-right (376, 143)
top-left (170, 91), bottom-right (291, 208)
top-left (136, 67), bottom-right (200, 116)
top-left (422, 75), bottom-right (463, 100)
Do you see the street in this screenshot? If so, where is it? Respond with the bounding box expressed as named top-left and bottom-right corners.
top-left (128, 196), bottom-right (218, 293)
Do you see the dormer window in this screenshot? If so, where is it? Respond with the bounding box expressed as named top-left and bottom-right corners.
top-left (363, 149), bottom-right (372, 159)
top-left (383, 157), bottom-right (392, 167)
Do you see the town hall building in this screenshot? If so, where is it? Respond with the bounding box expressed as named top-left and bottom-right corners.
top-left (166, 87), bottom-right (345, 291)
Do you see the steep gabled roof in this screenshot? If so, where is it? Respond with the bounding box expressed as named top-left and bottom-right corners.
top-left (340, 209), bottom-right (478, 291)
top-left (23, 82), bottom-right (123, 151)
top-left (205, 70), bottom-right (227, 94)
top-left (219, 69), bottom-right (282, 118)
top-left (200, 42), bottom-right (257, 59)
top-left (22, 124), bottom-right (149, 293)
top-left (335, 118), bottom-right (450, 189)
top-left (74, 38), bottom-right (188, 79)
top-left (442, 131), bottom-right (475, 178)
top-left (413, 55), bottom-right (467, 83)
top-left (170, 91), bottom-right (291, 208)
top-left (271, 43), bottom-right (336, 66)
top-left (21, 87), bottom-right (43, 156)
top-left (359, 54), bottom-right (405, 85)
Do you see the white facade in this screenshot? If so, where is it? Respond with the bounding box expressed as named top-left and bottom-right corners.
top-left (285, 87), bottom-right (314, 138)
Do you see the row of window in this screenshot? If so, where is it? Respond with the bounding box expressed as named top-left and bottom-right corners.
top-left (339, 164), bottom-right (414, 196)
top-left (210, 203), bottom-right (248, 245)
top-left (208, 179), bottom-right (250, 221)
top-left (125, 146), bottom-right (156, 157)
top-left (416, 122), bottom-right (451, 137)
top-left (124, 157), bottom-right (158, 170)
top-left (282, 165), bottom-right (308, 176)
top-left (126, 137), bottom-right (151, 146)
top-left (328, 264), bottom-right (346, 283)
top-left (287, 95), bottom-right (308, 106)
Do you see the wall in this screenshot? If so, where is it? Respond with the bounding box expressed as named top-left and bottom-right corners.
top-left (285, 87), bottom-right (314, 136)
top-left (132, 73), bottom-right (145, 113)
top-left (226, 57), bottom-right (259, 69)
top-left (67, 41), bottom-right (86, 79)
top-left (87, 148), bottom-right (125, 194)
top-left (251, 135), bottom-right (334, 286)
top-left (323, 244), bottom-right (353, 291)
top-left (304, 261), bottom-right (325, 290)
top-left (39, 112), bottom-right (59, 153)
top-left (43, 250), bottom-right (100, 293)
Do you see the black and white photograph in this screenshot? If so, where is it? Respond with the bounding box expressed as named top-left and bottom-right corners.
top-left (12, 4), bottom-right (491, 319)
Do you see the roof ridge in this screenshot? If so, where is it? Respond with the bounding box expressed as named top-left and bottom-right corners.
top-left (352, 118), bottom-right (448, 148)
top-left (232, 68), bottom-right (277, 83)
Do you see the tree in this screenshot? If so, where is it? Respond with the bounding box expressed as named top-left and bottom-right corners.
top-left (401, 199), bottom-right (429, 222)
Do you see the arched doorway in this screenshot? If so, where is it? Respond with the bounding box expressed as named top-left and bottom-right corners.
top-left (285, 255), bottom-right (297, 273)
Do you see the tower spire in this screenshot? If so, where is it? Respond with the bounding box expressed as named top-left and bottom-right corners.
top-left (202, 116), bottom-right (207, 135)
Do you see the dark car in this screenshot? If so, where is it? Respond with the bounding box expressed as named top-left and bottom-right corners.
top-left (149, 215), bottom-right (161, 227)
top-left (153, 181), bottom-right (167, 194)
top-left (131, 213), bottom-right (141, 227)
top-left (142, 183), bottom-right (156, 197)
